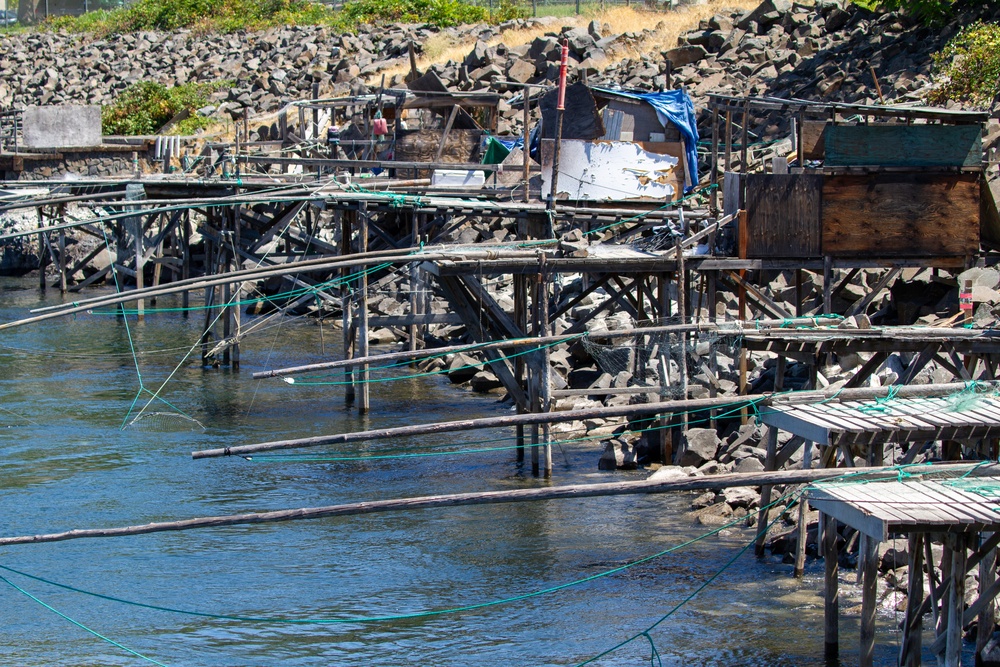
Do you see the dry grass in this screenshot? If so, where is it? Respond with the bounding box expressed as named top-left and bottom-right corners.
top-left (365, 0), bottom-right (760, 84)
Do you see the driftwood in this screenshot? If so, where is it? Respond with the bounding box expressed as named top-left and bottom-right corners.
top-left (0, 462), bottom-right (986, 547)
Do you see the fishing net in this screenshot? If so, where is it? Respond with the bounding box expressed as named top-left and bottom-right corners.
top-left (124, 411), bottom-right (205, 432)
top-left (580, 317), bottom-right (742, 400)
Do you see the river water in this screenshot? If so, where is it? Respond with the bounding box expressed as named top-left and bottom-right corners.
top-left (0, 277), bottom-right (903, 666)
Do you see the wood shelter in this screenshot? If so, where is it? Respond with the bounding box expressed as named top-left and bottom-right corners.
top-left (759, 388), bottom-right (1000, 667)
top-left (707, 95), bottom-right (989, 260)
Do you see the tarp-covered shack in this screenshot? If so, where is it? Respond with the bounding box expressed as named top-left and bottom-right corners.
top-left (540, 84), bottom-right (699, 202)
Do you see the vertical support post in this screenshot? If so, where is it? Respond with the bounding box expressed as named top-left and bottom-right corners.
top-left (675, 242), bottom-right (688, 439)
top-left (823, 513), bottom-right (839, 662)
top-left (358, 202), bottom-right (370, 415)
top-left (859, 532), bottom-right (879, 667)
top-left (522, 84), bottom-right (531, 203)
top-left (724, 110), bottom-right (733, 175)
top-left (823, 255), bottom-right (833, 316)
top-left (181, 209), bottom-right (191, 316)
top-left (901, 532), bottom-right (925, 667)
top-left (409, 212), bottom-right (420, 354)
top-left (946, 537), bottom-right (968, 667)
top-left (794, 497), bottom-right (809, 577)
top-left (36, 206), bottom-right (46, 291)
top-left (548, 40), bottom-right (568, 209)
top-left (740, 98), bottom-right (749, 173)
top-left (738, 210), bottom-right (748, 423)
top-left (514, 271), bottom-right (527, 463)
top-left (231, 204), bottom-right (241, 370)
top-left (340, 208), bottom-right (355, 404)
top-left (979, 532), bottom-right (997, 666)
top-left (57, 227), bottom-right (67, 293)
top-left (754, 424), bottom-right (779, 556)
top-left (538, 257), bottom-right (552, 478)
top-left (133, 209), bottom-right (145, 322)
top-left (710, 105), bottom-right (719, 212)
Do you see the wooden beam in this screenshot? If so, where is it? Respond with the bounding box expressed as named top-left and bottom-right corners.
top-left (0, 464), bottom-right (981, 547)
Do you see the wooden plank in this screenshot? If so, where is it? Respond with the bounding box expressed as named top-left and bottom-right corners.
top-left (824, 124), bottom-right (982, 168)
top-left (744, 173), bottom-right (822, 258)
top-left (801, 120), bottom-right (827, 161)
top-left (822, 173), bottom-right (980, 257)
top-left (809, 492), bottom-right (889, 541)
top-left (760, 405), bottom-right (833, 445)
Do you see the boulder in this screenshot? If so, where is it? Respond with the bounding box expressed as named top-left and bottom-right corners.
top-left (679, 428), bottom-right (721, 467)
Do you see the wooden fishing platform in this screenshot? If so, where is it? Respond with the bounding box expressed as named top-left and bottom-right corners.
top-left (808, 471), bottom-right (1000, 667)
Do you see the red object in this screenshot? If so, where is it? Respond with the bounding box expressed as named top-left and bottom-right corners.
top-left (556, 41), bottom-right (569, 111)
top-left (373, 118), bottom-right (388, 136)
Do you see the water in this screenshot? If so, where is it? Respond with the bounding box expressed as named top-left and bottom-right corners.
top-left (0, 277), bottom-right (899, 666)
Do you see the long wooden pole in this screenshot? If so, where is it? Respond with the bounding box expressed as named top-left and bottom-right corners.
top-left (192, 382), bottom-right (998, 459)
top-left (0, 463), bottom-right (982, 548)
top-left (252, 317), bottom-right (846, 380)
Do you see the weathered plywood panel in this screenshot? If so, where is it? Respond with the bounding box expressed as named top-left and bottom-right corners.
top-left (745, 174), bottom-right (822, 258)
top-left (825, 124), bottom-right (982, 168)
top-left (723, 171), bottom-right (744, 219)
top-left (822, 173), bottom-right (980, 257)
top-left (540, 139), bottom-right (680, 201)
top-left (800, 120), bottom-right (827, 161)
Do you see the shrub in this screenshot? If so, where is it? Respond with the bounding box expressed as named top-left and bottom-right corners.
top-left (928, 21), bottom-right (1000, 108)
top-left (102, 80), bottom-right (229, 135)
top-left (335, 0), bottom-right (488, 28)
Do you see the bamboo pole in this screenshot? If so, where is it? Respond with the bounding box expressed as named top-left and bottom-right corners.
top-left (192, 382), bottom-right (999, 459)
top-left (0, 463), bottom-right (983, 548)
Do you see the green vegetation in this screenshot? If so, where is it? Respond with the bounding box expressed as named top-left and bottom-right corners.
top-left (928, 21), bottom-right (1000, 108)
top-left (42, 0), bottom-right (526, 34)
top-left (101, 80), bottom-right (230, 135)
top-left (852, 0), bottom-right (990, 23)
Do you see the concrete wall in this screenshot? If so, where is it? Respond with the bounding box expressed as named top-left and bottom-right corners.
top-left (23, 105), bottom-right (102, 149)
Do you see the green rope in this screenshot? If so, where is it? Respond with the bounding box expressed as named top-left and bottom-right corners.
top-left (0, 574), bottom-right (170, 667)
top-left (0, 486), bottom-right (793, 627)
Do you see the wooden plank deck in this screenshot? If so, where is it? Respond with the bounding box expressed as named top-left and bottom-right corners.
top-left (808, 475), bottom-right (1000, 541)
top-left (761, 396), bottom-right (1000, 447)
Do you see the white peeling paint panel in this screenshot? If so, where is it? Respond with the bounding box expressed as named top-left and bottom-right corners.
top-left (541, 139), bottom-right (679, 201)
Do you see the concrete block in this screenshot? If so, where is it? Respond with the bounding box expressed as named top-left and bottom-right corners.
top-left (23, 105), bottom-right (101, 149)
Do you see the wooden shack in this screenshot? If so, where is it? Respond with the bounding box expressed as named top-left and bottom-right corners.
top-left (711, 96), bottom-right (989, 259)
top-left (540, 85), bottom-right (699, 202)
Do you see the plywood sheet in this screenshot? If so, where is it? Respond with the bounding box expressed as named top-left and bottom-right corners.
top-left (540, 139), bottom-right (680, 201)
top-left (825, 124), bottom-right (982, 168)
top-left (745, 173), bottom-right (822, 258)
top-left (822, 173), bottom-right (980, 257)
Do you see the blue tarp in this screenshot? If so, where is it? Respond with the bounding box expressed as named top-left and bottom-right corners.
top-left (593, 88), bottom-right (700, 191)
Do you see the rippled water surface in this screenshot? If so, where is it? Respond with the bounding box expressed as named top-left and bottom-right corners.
top-left (0, 277), bottom-right (904, 666)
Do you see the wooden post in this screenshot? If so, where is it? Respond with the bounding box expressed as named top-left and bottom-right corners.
top-left (522, 84), bottom-right (531, 203)
top-left (710, 106), bottom-right (719, 211)
top-left (232, 204), bottom-right (241, 371)
top-left (824, 513), bottom-right (839, 661)
top-left (823, 255), bottom-right (833, 316)
top-left (859, 533), bottom-right (879, 667)
top-left (57, 227), bottom-right (66, 293)
top-left (979, 532), bottom-right (997, 666)
top-left (794, 497), bottom-right (809, 577)
top-left (358, 202), bottom-right (370, 415)
top-left (740, 98), bottom-right (749, 173)
top-left (738, 210), bottom-right (748, 423)
top-left (901, 532), bottom-right (924, 667)
top-left (181, 210), bottom-right (191, 316)
top-left (724, 110), bottom-right (733, 175)
top-left (946, 538), bottom-right (968, 667)
top-left (514, 272), bottom-right (527, 463)
top-left (409, 212), bottom-right (420, 354)
top-left (754, 424), bottom-right (779, 556)
top-left (538, 258), bottom-right (552, 478)
top-left (36, 206), bottom-right (46, 292)
top-left (340, 209), bottom-right (355, 404)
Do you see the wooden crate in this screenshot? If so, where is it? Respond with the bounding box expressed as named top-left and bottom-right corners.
top-left (745, 173), bottom-right (822, 258)
top-left (822, 173), bottom-right (980, 257)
